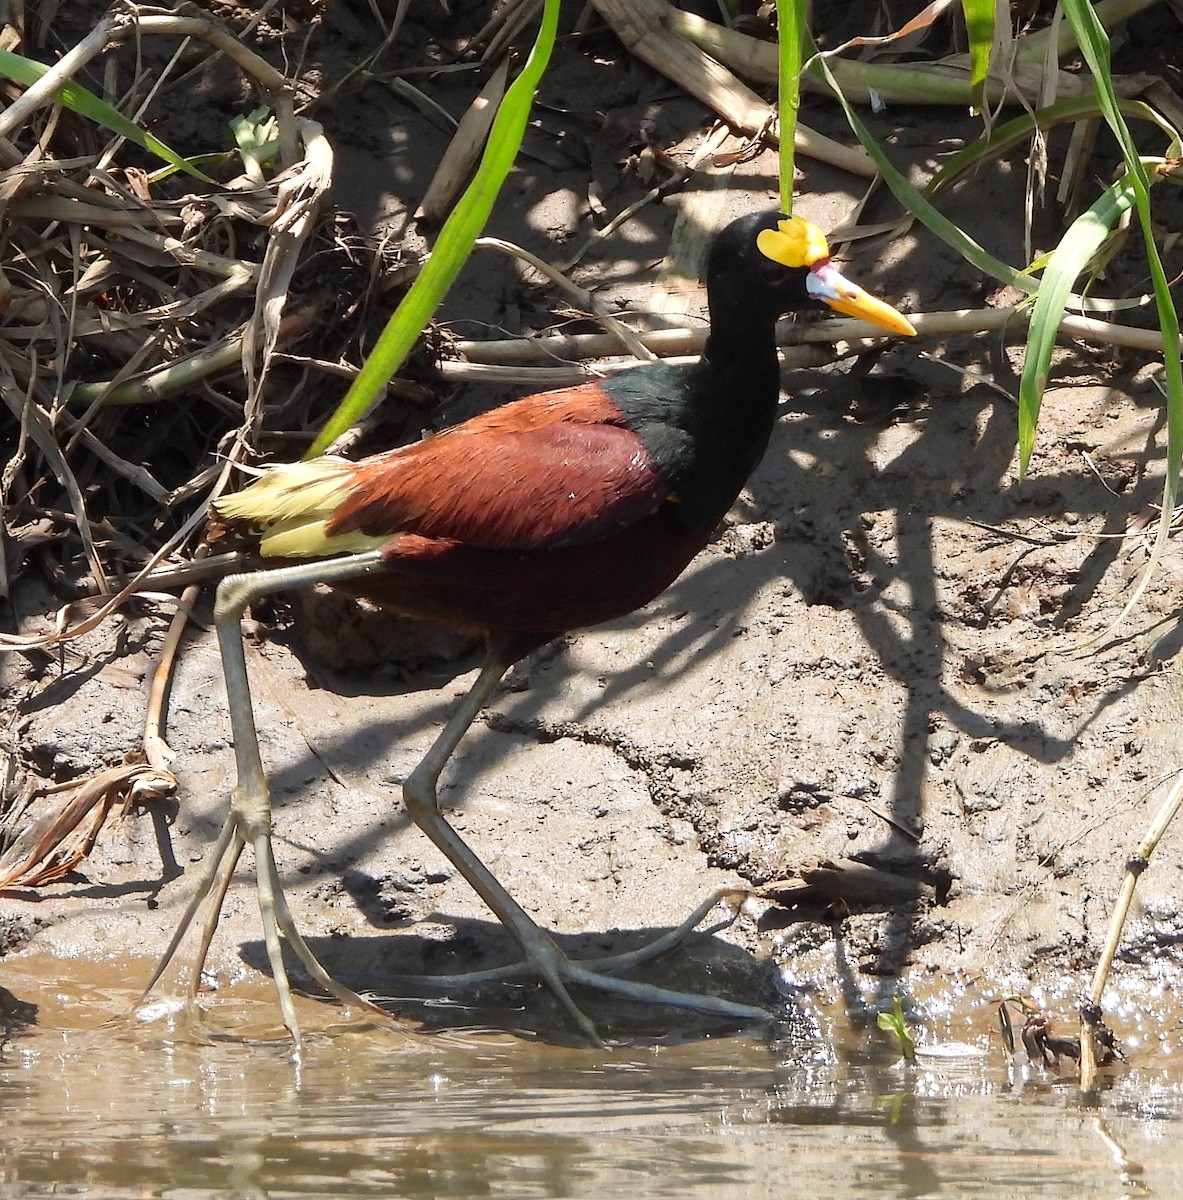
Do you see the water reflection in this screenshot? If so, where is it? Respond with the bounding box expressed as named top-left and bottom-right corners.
top-left (1, 957), bottom-right (1181, 1198)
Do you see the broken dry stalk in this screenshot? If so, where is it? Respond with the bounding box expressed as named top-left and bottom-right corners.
top-left (437, 344), bottom-right (834, 387)
top-left (143, 572), bottom-right (206, 770)
top-left (67, 311), bottom-right (317, 407)
top-left (417, 58), bottom-right (510, 223)
top-left (1079, 770), bottom-right (1183, 1090)
top-left (589, 0), bottom-right (875, 178)
top-left (0, 763), bottom-right (176, 890)
top-left (240, 119), bottom-right (334, 418)
top-left (0, 363), bottom-right (108, 593)
top-left (450, 305), bottom-right (1183, 370)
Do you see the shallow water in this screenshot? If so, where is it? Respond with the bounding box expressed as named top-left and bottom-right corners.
top-left (2, 955), bottom-right (1181, 1199)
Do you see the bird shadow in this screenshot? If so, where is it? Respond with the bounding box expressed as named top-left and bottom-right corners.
top-left (238, 916), bottom-right (780, 1046)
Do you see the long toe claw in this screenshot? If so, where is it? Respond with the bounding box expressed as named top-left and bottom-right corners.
top-left (393, 942), bottom-right (769, 1035)
top-left (559, 962), bottom-right (770, 1025)
top-left (533, 961), bottom-right (605, 1046)
top-left (247, 822), bottom-right (307, 1046)
top-left (253, 827), bottom-right (390, 1023)
top-left (139, 812), bottom-right (245, 1010)
top-left (574, 887), bottom-right (750, 977)
top-left (388, 887), bottom-right (768, 1037)
top-left (140, 806), bottom-right (392, 1047)
top-left (140, 552), bottom-right (400, 1047)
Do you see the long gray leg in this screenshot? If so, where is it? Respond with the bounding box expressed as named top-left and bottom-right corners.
top-left (402, 670), bottom-right (769, 1041)
top-left (146, 548), bottom-right (767, 1044)
top-left (142, 550), bottom-right (390, 1045)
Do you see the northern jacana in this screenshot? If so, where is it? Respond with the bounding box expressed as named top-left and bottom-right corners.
top-left (143, 211), bottom-right (916, 1045)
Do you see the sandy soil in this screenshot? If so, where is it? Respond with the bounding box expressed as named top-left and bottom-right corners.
top-left (4, 2), bottom-right (1183, 1049)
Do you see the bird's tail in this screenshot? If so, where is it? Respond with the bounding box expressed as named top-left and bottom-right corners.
top-left (214, 458), bottom-right (392, 559)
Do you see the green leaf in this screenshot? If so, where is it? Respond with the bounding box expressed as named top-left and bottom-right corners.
top-left (876, 995), bottom-right (916, 1062)
top-left (306, 0), bottom-right (561, 456)
top-left (1017, 173), bottom-right (1141, 473)
top-left (960, 0), bottom-right (996, 116)
top-left (1057, 0), bottom-right (1183, 625)
top-left (229, 106), bottom-right (281, 184)
top-left (776, 0), bottom-right (806, 214)
top-left (0, 49), bottom-right (214, 183)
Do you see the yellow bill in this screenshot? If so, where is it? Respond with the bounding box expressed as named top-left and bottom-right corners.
top-left (806, 261), bottom-right (917, 337)
top-left (757, 216), bottom-right (916, 337)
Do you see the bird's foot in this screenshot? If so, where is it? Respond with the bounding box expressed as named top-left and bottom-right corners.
top-left (137, 810), bottom-right (244, 1020)
top-left (137, 806), bottom-right (389, 1049)
top-left (247, 820), bottom-right (393, 1042)
top-left (396, 887), bottom-right (770, 1042)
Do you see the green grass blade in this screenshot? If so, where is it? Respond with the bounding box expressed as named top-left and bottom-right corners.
top-left (776, 0), bottom-right (806, 214)
top-left (960, 0), bottom-right (996, 116)
top-left (306, 0), bottom-right (560, 456)
top-left (1058, 0), bottom-right (1182, 627)
top-left (0, 49), bottom-right (213, 182)
top-left (807, 43), bottom-right (1028, 291)
top-left (924, 96), bottom-right (1180, 208)
top-left (1017, 174), bottom-right (1140, 473)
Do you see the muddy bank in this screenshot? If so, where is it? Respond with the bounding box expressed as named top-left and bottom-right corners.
top-left (3, 2), bottom-right (1183, 1056)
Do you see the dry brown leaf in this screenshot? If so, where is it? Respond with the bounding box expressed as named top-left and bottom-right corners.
top-left (0, 763), bottom-right (176, 890)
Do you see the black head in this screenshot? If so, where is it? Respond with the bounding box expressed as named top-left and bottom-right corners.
top-left (705, 211), bottom-right (815, 324)
top-left (705, 211), bottom-right (917, 336)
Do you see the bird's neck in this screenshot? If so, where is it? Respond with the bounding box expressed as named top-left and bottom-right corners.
top-left (604, 307), bottom-right (784, 530)
top-left (695, 310), bottom-right (782, 435)
top-left (654, 313), bottom-right (781, 528)
top-left (699, 314), bottom-right (781, 397)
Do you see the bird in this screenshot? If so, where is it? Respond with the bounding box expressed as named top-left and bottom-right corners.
top-left (141, 210), bottom-right (916, 1046)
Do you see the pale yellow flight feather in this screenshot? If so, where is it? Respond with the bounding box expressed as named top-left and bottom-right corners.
top-left (215, 458), bottom-right (397, 559)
